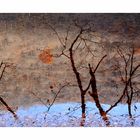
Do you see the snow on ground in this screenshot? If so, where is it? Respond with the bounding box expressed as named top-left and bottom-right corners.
top-left (0, 102), bottom-right (140, 127)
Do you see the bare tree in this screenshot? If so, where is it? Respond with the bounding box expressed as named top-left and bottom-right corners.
top-left (47, 22), bottom-right (109, 125)
top-left (105, 43), bottom-right (140, 118)
top-left (0, 61), bottom-right (18, 119)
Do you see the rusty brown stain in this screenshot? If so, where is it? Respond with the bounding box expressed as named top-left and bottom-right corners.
top-left (134, 47), bottom-right (140, 55)
top-left (39, 48), bottom-right (53, 64)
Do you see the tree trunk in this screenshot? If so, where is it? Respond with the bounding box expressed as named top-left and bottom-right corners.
top-left (81, 93), bottom-right (86, 118)
top-left (128, 79), bottom-right (134, 118)
top-left (69, 46), bottom-right (87, 126)
top-left (89, 65), bottom-right (109, 124)
top-left (80, 93), bottom-right (86, 126)
top-left (128, 101), bottom-right (132, 118)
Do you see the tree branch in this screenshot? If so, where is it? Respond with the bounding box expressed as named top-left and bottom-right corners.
top-left (47, 83), bottom-right (69, 112)
top-left (0, 97), bottom-right (18, 119)
top-left (93, 55), bottom-right (107, 73)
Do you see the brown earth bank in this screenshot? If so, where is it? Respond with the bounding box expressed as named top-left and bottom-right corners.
top-left (0, 14), bottom-right (140, 111)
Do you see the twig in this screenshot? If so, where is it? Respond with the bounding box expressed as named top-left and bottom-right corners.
top-left (47, 83), bottom-right (70, 112)
top-left (0, 97), bottom-right (18, 119)
top-left (93, 55), bottom-right (107, 73)
top-left (30, 91), bottom-right (49, 108)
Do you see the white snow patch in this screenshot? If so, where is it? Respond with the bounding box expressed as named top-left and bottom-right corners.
top-left (0, 102), bottom-right (140, 127)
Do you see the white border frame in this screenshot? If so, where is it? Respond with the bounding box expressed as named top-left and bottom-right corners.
top-left (0, 0), bottom-right (139, 13)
